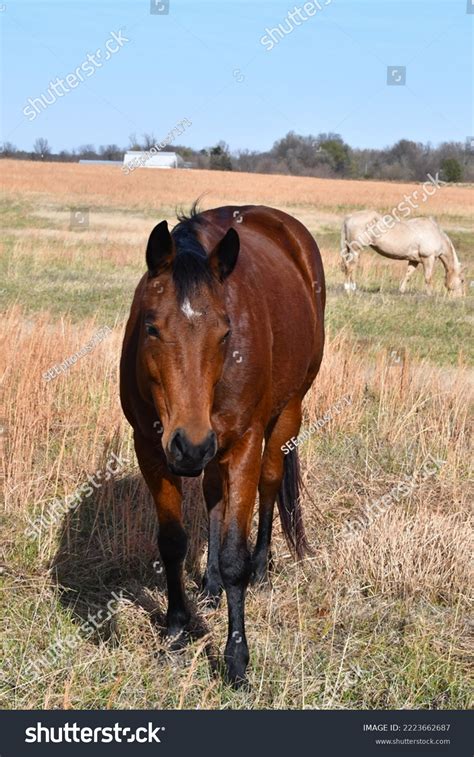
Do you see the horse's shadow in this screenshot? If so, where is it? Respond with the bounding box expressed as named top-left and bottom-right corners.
top-left (50, 468), bottom-right (210, 649)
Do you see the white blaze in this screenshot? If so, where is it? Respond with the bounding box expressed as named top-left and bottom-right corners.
top-left (181, 297), bottom-right (202, 319)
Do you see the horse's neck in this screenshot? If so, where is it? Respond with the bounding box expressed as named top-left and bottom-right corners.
top-left (440, 234), bottom-right (460, 274)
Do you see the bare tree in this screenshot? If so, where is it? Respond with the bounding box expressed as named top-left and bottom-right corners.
top-left (128, 133), bottom-right (141, 150)
top-left (78, 144), bottom-right (96, 159)
top-left (33, 138), bottom-right (51, 159)
top-left (1, 142), bottom-right (17, 157)
top-left (142, 133), bottom-right (157, 150)
top-left (98, 144), bottom-right (122, 161)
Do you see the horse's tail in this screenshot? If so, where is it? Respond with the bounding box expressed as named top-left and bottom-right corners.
top-left (340, 221), bottom-right (348, 272)
top-left (276, 447), bottom-right (312, 560)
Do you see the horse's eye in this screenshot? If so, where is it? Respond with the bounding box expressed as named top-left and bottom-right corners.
top-left (221, 329), bottom-right (231, 343)
top-left (145, 323), bottom-right (160, 338)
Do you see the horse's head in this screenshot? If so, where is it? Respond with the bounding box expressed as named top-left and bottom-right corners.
top-left (139, 218), bottom-right (239, 476)
top-left (446, 264), bottom-right (465, 298)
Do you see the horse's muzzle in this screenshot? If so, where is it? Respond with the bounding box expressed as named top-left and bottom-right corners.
top-left (167, 428), bottom-right (217, 477)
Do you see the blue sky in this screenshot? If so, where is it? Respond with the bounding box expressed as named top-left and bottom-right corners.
top-left (1, 0), bottom-right (472, 153)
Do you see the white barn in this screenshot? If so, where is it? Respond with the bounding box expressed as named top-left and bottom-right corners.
top-left (123, 151), bottom-right (183, 170)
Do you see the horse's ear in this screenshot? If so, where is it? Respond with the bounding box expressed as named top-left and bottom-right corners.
top-left (146, 220), bottom-right (173, 275)
top-left (210, 227), bottom-right (240, 281)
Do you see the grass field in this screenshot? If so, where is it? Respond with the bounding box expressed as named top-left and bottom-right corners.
top-left (1, 160), bottom-right (472, 709)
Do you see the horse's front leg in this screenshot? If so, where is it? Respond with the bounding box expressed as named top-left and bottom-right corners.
top-left (421, 256), bottom-right (435, 295)
top-left (134, 432), bottom-right (189, 646)
top-left (219, 429), bottom-right (263, 688)
top-left (202, 459), bottom-right (224, 607)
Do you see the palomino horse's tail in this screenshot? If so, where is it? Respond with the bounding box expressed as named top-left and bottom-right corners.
top-left (276, 448), bottom-right (312, 560)
top-left (339, 221), bottom-right (348, 273)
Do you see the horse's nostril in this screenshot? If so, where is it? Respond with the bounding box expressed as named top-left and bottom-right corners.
top-left (170, 429), bottom-right (186, 460)
top-left (173, 430), bottom-right (186, 456)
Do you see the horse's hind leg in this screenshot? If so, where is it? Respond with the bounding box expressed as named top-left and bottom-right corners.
top-left (399, 260), bottom-right (419, 293)
top-left (341, 246), bottom-right (358, 293)
top-left (201, 460), bottom-right (224, 608)
top-left (340, 226), bottom-right (357, 293)
top-left (252, 398), bottom-right (303, 585)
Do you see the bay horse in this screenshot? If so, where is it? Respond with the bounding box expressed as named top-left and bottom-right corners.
top-left (120, 204), bottom-right (325, 687)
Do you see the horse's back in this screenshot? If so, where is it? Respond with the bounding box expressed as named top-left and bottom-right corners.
top-left (343, 210), bottom-right (382, 241)
top-left (197, 205), bottom-right (325, 314)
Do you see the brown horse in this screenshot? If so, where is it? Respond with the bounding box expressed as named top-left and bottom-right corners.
top-left (120, 204), bottom-right (325, 687)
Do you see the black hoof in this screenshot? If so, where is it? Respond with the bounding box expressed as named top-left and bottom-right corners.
top-left (201, 569), bottom-right (223, 608)
top-left (224, 638), bottom-right (249, 689)
top-left (163, 627), bottom-right (189, 651)
top-left (250, 567), bottom-right (271, 588)
top-left (163, 608), bottom-right (190, 651)
top-left (226, 671), bottom-right (250, 691)
top-left (250, 551), bottom-right (273, 587)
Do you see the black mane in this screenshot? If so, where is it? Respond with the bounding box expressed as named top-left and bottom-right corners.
top-left (171, 202), bottom-right (214, 304)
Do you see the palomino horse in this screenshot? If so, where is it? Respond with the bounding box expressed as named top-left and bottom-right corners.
top-left (120, 204), bottom-right (325, 687)
top-left (340, 210), bottom-right (465, 296)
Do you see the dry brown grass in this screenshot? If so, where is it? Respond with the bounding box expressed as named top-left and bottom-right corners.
top-left (3, 159), bottom-right (473, 218)
top-left (1, 161), bottom-right (472, 709)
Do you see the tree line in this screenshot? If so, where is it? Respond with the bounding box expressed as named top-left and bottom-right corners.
top-left (2, 132), bottom-right (472, 182)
